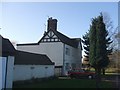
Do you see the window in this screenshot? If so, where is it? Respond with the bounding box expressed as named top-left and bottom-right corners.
top-left (30, 67), bottom-right (35, 69)
top-left (65, 48), bottom-right (70, 55)
top-left (45, 67), bottom-right (48, 69)
top-left (65, 63), bottom-right (69, 70)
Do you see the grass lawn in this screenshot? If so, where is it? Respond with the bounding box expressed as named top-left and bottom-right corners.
top-left (13, 79), bottom-right (114, 88)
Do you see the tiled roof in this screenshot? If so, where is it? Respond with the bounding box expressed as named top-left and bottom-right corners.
top-left (15, 50), bottom-right (54, 65)
top-left (52, 30), bottom-right (80, 48)
top-left (0, 35), bottom-right (16, 56)
top-left (17, 30), bottom-right (81, 48)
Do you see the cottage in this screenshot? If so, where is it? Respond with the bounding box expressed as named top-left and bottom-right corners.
top-left (17, 17), bottom-right (82, 75)
top-left (0, 35), bottom-right (16, 89)
top-left (14, 50), bottom-right (54, 81)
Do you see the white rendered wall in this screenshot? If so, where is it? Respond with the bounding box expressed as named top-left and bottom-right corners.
top-left (0, 57), bottom-right (2, 90)
top-left (0, 56), bottom-right (14, 89)
top-left (63, 44), bottom-right (82, 75)
top-left (17, 42), bottom-right (64, 66)
top-left (6, 56), bottom-right (14, 88)
top-left (0, 57), bottom-right (6, 90)
top-left (13, 65), bottom-right (54, 81)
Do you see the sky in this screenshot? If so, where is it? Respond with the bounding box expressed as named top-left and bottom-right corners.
top-left (1, 0), bottom-right (120, 2)
top-left (0, 2), bottom-right (118, 56)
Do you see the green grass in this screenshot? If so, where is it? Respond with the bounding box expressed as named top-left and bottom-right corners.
top-left (90, 67), bottom-right (120, 73)
top-left (13, 79), bottom-right (114, 88)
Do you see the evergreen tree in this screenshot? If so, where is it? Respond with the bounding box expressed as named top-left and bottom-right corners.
top-left (82, 13), bottom-right (113, 74)
top-left (89, 18), bottom-right (97, 68)
top-left (89, 13), bottom-right (112, 88)
top-left (82, 32), bottom-right (90, 58)
top-left (82, 32), bottom-right (90, 69)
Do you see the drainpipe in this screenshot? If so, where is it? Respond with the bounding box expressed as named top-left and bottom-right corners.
top-left (62, 44), bottom-right (65, 76)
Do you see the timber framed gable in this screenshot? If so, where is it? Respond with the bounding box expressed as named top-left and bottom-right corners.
top-left (39, 30), bottom-right (61, 43)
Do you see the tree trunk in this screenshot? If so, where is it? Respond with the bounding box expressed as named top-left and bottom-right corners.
top-left (95, 68), bottom-right (101, 88)
top-left (102, 68), bottom-right (105, 75)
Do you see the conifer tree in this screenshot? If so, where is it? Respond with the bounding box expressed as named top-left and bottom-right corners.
top-left (82, 32), bottom-right (90, 69)
top-left (89, 18), bottom-right (97, 68)
top-left (89, 13), bottom-right (112, 88)
top-left (82, 32), bottom-right (90, 58)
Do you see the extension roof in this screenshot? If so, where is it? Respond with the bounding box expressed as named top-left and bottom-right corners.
top-left (0, 35), bottom-right (16, 56)
top-left (15, 50), bottom-right (54, 65)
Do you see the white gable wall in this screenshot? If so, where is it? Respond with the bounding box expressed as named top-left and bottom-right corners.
top-left (13, 65), bottom-right (54, 81)
top-left (63, 44), bottom-right (82, 75)
top-left (17, 42), bottom-right (64, 66)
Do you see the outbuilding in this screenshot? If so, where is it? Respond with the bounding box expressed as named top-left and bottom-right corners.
top-left (0, 35), bottom-right (16, 89)
top-left (14, 50), bottom-right (55, 81)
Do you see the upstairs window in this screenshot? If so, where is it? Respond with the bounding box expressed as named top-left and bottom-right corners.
top-left (65, 47), bottom-right (70, 55)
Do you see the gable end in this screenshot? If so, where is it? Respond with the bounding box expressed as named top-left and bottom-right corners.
top-left (38, 30), bottom-right (61, 43)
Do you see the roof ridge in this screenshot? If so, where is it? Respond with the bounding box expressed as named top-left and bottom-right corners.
top-left (53, 30), bottom-right (71, 39)
top-left (52, 30), bottom-right (79, 48)
top-left (17, 29), bottom-right (80, 48)
top-left (17, 50), bottom-right (46, 56)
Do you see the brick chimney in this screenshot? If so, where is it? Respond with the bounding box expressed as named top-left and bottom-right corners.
top-left (47, 17), bottom-right (57, 31)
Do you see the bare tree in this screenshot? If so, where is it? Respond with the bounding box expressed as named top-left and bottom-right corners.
top-left (103, 12), bottom-right (119, 51)
top-left (103, 13), bottom-right (120, 72)
top-left (111, 26), bottom-right (120, 51)
top-left (103, 12), bottom-right (113, 36)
